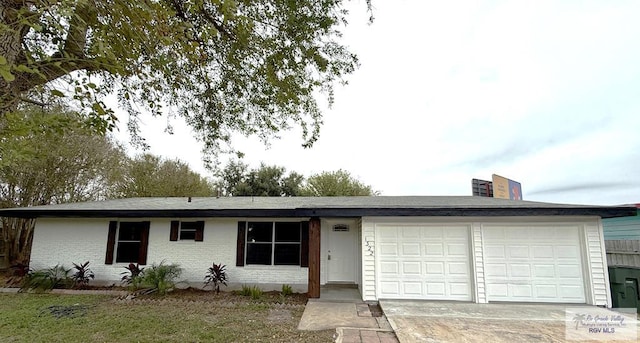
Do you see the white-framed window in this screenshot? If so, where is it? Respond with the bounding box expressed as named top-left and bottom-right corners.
top-left (170, 220), bottom-right (204, 242)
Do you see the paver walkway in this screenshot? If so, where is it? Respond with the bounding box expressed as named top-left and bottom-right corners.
top-left (298, 301), bottom-right (399, 343)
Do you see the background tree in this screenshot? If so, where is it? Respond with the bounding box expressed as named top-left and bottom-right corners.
top-left (0, 107), bottom-right (126, 264)
top-left (1, 0), bottom-right (371, 163)
top-left (114, 154), bottom-right (215, 197)
top-left (301, 169), bottom-right (377, 196)
top-left (216, 160), bottom-right (303, 196)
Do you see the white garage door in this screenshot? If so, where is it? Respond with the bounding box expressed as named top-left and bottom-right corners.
top-left (376, 225), bottom-right (472, 301)
top-left (483, 226), bottom-right (586, 303)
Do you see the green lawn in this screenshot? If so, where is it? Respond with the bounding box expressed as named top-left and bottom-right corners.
top-left (0, 293), bottom-right (334, 343)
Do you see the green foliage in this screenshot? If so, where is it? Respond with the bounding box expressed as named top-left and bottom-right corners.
top-left (141, 261), bottom-right (183, 295)
top-left (21, 265), bottom-right (72, 292)
top-left (238, 284), bottom-right (253, 296)
top-left (249, 286), bottom-right (263, 300)
top-left (216, 160), bottom-right (304, 196)
top-left (0, 107), bottom-right (126, 264)
top-left (71, 261), bottom-right (95, 289)
top-left (204, 262), bottom-right (228, 294)
top-left (281, 284), bottom-right (293, 296)
top-left (114, 154), bottom-right (214, 197)
top-left (301, 169), bottom-right (378, 196)
top-left (237, 284), bottom-right (262, 299)
top-left (1, 0), bottom-right (371, 162)
top-left (120, 263), bottom-right (145, 289)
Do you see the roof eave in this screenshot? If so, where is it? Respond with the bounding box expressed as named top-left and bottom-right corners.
top-left (0, 207), bottom-right (634, 219)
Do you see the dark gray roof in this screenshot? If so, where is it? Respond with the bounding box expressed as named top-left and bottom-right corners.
top-left (0, 196), bottom-right (635, 218)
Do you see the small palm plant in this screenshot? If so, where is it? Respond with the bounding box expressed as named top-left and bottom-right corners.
top-left (71, 261), bottom-right (95, 289)
top-left (121, 263), bottom-right (145, 289)
top-left (142, 261), bottom-right (182, 295)
top-left (204, 262), bottom-right (228, 294)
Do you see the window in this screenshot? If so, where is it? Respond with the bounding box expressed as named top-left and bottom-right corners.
top-left (246, 222), bottom-right (301, 265)
top-left (170, 220), bottom-right (204, 241)
top-left (116, 222), bottom-right (142, 263)
top-left (105, 221), bottom-right (150, 265)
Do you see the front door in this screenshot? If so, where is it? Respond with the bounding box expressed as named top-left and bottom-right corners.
top-left (327, 220), bottom-right (357, 283)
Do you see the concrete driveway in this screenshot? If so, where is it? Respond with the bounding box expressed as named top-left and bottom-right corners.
top-left (379, 300), bottom-right (639, 343)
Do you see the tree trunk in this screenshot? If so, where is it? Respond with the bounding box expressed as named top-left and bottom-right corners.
top-left (1, 217), bottom-right (35, 266)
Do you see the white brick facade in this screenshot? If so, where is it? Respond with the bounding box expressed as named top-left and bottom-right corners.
top-left (30, 217), bottom-right (308, 291)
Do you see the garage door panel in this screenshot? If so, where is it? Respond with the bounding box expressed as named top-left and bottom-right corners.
top-left (402, 261), bottom-right (421, 274)
top-left (377, 225), bottom-right (472, 301)
top-left (380, 261), bottom-right (399, 274)
top-left (485, 264), bottom-right (508, 277)
top-left (449, 262), bottom-right (469, 275)
top-left (507, 246), bottom-right (530, 258)
top-left (483, 226), bottom-right (585, 303)
top-left (426, 282), bottom-right (446, 296)
top-left (425, 262), bottom-right (445, 275)
top-left (425, 243), bottom-right (444, 255)
top-left (485, 245), bottom-right (506, 258)
top-left (510, 264), bottom-right (531, 277)
top-left (557, 264), bottom-right (581, 277)
top-left (532, 246), bottom-right (553, 258)
top-left (560, 285), bottom-right (585, 299)
top-left (379, 243), bottom-right (398, 256)
top-left (421, 227), bottom-right (443, 238)
top-left (446, 226), bottom-right (469, 238)
top-left (403, 282), bottom-right (422, 295)
top-left (380, 282), bottom-right (400, 295)
top-left (450, 283), bottom-right (471, 296)
top-left (533, 265), bottom-right (555, 277)
top-left (401, 227), bottom-right (420, 238)
top-left (402, 243), bottom-right (421, 255)
top-left (512, 284), bottom-right (534, 297)
top-left (487, 284), bottom-right (508, 297)
top-left (448, 243), bottom-right (468, 256)
top-left (556, 246), bottom-right (579, 258)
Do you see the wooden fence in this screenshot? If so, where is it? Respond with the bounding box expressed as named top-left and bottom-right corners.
top-left (606, 240), bottom-right (640, 268)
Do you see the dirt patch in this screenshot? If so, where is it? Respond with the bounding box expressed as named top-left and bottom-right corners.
top-left (368, 303), bottom-right (383, 317)
top-left (268, 309), bottom-right (294, 322)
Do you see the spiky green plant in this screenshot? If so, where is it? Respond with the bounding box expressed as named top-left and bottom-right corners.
top-left (21, 265), bottom-right (72, 292)
top-left (141, 261), bottom-right (182, 295)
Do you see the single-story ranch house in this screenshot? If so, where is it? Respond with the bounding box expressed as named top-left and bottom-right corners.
top-left (0, 196), bottom-right (634, 306)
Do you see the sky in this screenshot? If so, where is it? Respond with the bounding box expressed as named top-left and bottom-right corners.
top-left (114, 0), bottom-right (640, 206)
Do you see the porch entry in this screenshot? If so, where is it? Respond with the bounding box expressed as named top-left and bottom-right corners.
top-left (324, 219), bottom-right (358, 283)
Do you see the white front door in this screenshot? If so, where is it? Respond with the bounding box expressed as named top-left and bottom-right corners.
top-left (327, 220), bottom-right (357, 282)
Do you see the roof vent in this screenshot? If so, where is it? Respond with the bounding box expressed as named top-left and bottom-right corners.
top-left (188, 197), bottom-right (192, 203)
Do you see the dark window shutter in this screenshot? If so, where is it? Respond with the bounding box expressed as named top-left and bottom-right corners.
top-left (236, 221), bottom-right (246, 266)
top-left (170, 221), bottom-right (179, 241)
top-left (138, 221), bottom-right (150, 265)
top-left (105, 221), bottom-right (118, 265)
top-left (195, 221), bottom-right (204, 242)
top-left (300, 221), bottom-right (309, 267)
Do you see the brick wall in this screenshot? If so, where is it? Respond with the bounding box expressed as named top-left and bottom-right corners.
top-left (30, 217), bottom-right (308, 291)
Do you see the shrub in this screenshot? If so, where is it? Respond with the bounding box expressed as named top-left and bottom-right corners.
top-left (21, 265), bottom-right (71, 292)
top-left (121, 263), bottom-right (145, 289)
top-left (141, 261), bottom-right (182, 295)
top-left (249, 285), bottom-right (263, 300)
top-left (238, 284), bottom-right (252, 296)
top-left (203, 262), bottom-right (228, 294)
top-left (281, 284), bottom-right (293, 296)
top-left (71, 261), bottom-right (95, 289)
